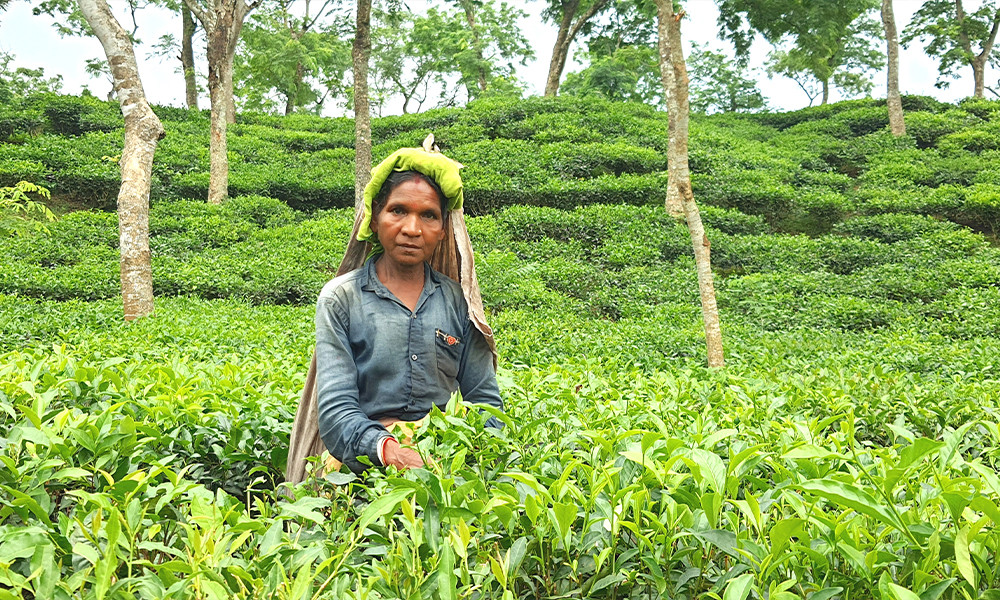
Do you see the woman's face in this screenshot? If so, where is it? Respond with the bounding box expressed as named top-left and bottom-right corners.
top-left (372, 178), bottom-right (446, 269)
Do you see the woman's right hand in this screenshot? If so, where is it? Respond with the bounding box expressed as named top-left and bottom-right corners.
top-left (382, 437), bottom-right (424, 469)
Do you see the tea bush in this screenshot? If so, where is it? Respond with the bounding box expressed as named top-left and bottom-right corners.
top-left (3, 298), bottom-right (1000, 598)
top-left (832, 213), bottom-right (959, 243)
top-left (5, 93), bottom-right (1000, 235)
top-left (4, 93), bottom-right (1000, 599)
top-left (3, 206), bottom-right (1000, 600)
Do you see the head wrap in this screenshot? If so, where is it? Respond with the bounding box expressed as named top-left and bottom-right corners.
top-left (358, 146), bottom-right (465, 253)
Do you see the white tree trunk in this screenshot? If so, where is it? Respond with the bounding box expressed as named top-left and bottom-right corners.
top-left (78, 0), bottom-right (164, 321)
top-left (656, 1), bottom-right (724, 368)
top-left (353, 0), bottom-right (373, 210)
top-left (882, 0), bottom-right (905, 136)
top-left (185, 0), bottom-right (255, 203)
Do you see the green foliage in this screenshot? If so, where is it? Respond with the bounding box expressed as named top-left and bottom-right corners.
top-left (904, 109), bottom-right (982, 148)
top-left (561, 45), bottom-right (663, 106)
top-left (0, 51), bottom-right (63, 105)
top-left (3, 91), bottom-right (1000, 596)
top-left (832, 213), bottom-right (959, 243)
top-left (902, 0), bottom-right (1000, 94)
top-left (0, 181), bottom-right (55, 235)
top-left (937, 121), bottom-right (1000, 153)
top-left (4, 92), bottom-right (1000, 238)
top-left (371, 1), bottom-right (533, 113)
top-left (40, 93), bottom-right (122, 136)
top-left (687, 46), bottom-right (767, 114)
top-left (2, 293), bottom-right (1000, 597)
top-left (234, 3), bottom-right (353, 115)
top-left (719, 0), bottom-right (883, 106)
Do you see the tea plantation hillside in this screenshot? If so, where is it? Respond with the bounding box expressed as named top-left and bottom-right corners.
top-left (1, 94), bottom-right (1000, 599)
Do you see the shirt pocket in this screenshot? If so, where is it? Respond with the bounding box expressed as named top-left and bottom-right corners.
top-left (434, 328), bottom-right (461, 380)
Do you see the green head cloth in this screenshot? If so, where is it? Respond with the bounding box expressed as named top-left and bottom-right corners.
top-left (358, 147), bottom-right (464, 251)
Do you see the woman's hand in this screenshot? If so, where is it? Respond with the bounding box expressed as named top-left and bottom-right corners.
top-left (382, 437), bottom-right (424, 469)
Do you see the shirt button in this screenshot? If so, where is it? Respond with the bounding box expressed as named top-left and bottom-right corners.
top-left (412, 314), bottom-right (417, 319)
top-left (411, 354), bottom-right (418, 361)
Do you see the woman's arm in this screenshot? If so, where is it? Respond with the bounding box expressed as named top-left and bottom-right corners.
top-left (314, 297), bottom-right (393, 472)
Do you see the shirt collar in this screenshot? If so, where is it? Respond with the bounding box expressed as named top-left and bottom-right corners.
top-left (361, 257), bottom-right (440, 307)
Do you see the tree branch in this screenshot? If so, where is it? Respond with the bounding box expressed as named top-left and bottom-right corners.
top-left (568, 0), bottom-right (610, 41)
top-left (129, 0), bottom-right (140, 36)
top-left (980, 7), bottom-right (1000, 61)
top-left (183, 0), bottom-right (210, 29)
top-left (305, 0), bottom-right (335, 31)
top-left (955, 0), bottom-right (974, 54)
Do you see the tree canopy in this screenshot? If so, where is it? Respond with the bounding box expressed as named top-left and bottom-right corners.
top-left (234, 1), bottom-right (352, 114)
top-left (688, 46), bottom-right (766, 113)
top-left (717, 0), bottom-right (884, 104)
top-left (902, 0), bottom-right (1000, 98)
top-left (370, 2), bottom-right (531, 114)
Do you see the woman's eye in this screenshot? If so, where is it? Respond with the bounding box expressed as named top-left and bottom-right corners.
top-left (391, 207), bottom-right (406, 215)
top-left (423, 212), bottom-right (439, 220)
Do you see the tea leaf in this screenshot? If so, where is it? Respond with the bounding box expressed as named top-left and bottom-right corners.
top-left (799, 479), bottom-right (902, 532)
top-left (591, 573), bottom-right (625, 593)
top-left (356, 488), bottom-right (415, 533)
top-left (435, 543), bottom-right (457, 600)
top-left (954, 525), bottom-right (975, 587)
top-left (722, 573), bottom-right (754, 600)
top-left (887, 582), bottom-right (921, 600)
top-left (809, 587), bottom-right (844, 600)
top-left (279, 496), bottom-right (331, 525)
top-left (918, 579), bottom-right (955, 600)
top-left (782, 444), bottom-right (845, 461)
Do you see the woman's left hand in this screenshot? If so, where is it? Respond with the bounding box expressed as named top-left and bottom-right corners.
top-left (382, 438), bottom-right (425, 469)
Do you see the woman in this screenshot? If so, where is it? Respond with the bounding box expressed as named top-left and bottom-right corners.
top-left (312, 146), bottom-right (503, 473)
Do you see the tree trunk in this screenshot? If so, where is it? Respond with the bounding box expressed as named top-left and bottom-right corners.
top-left (976, 9), bottom-right (1000, 98)
top-left (458, 0), bottom-right (488, 92)
top-left (206, 23), bottom-right (231, 204)
top-left (656, 1), bottom-right (724, 368)
top-left (972, 56), bottom-right (987, 98)
top-left (79, 0), bottom-right (165, 321)
top-left (882, 0), bottom-right (904, 136)
top-left (545, 2), bottom-right (577, 97)
top-left (821, 78), bottom-right (829, 104)
top-left (952, 0), bottom-right (999, 99)
top-left (186, 0), bottom-right (255, 203)
top-left (353, 0), bottom-right (373, 211)
top-left (181, 4), bottom-right (198, 110)
top-left (544, 0), bottom-right (610, 97)
top-left (285, 61), bottom-right (305, 115)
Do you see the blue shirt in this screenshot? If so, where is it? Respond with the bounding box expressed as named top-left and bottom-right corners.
top-left (315, 257), bottom-right (503, 472)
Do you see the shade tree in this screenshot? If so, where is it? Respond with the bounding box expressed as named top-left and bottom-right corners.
top-left (353, 0), bottom-right (372, 210)
top-left (184, 0), bottom-right (263, 203)
top-left (559, 0), bottom-right (661, 105)
top-left (147, 0), bottom-right (203, 109)
top-left (78, 0), bottom-right (165, 320)
top-left (717, 0), bottom-right (884, 106)
top-left (902, 0), bottom-right (1000, 98)
top-left (369, 2), bottom-right (530, 114)
top-left (654, 1), bottom-right (724, 367)
top-left (234, 0), bottom-right (352, 114)
top-left (882, 0), bottom-right (904, 135)
top-left (561, 45), bottom-right (662, 105)
top-left (687, 45), bottom-right (765, 113)
top-left (0, 52), bottom-right (64, 102)
top-left (542, 0), bottom-right (614, 96)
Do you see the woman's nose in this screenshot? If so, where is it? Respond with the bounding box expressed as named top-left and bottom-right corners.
top-left (401, 214), bottom-right (421, 235)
